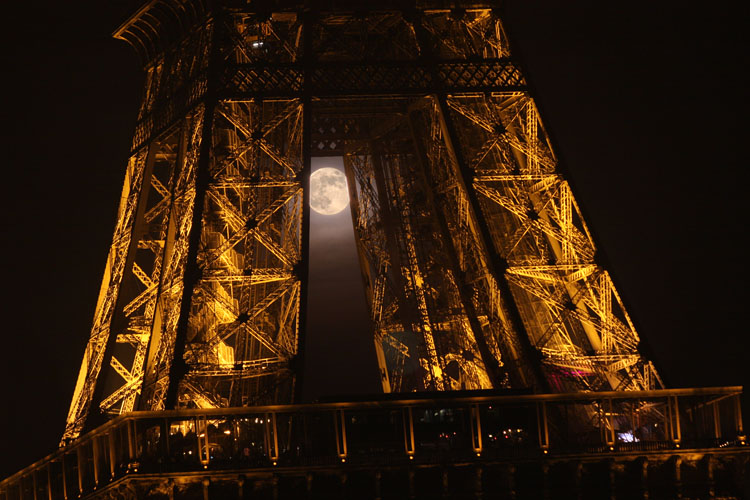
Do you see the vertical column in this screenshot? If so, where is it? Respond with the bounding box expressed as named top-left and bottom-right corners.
top-left (712, 402), bottom-right (721, 441)
top-left (75, 447), bottom-right (83, 497)
top-left (31, 471), bottom-right (37, 500)
top-left (669, 396), bottom-right (682, 447)
top-left (605, 398), bottom-right (616, 449)
top-left (403, 407), bottom-right (415, 459)
top-left (126, 420), bottom-right (135, 462)
top-left (45, 464), bottom-right (52, 500)
top-left (92, 436), bottom-right (100, 488)
top-left (536, 402), bottom-right (549, 453)
top-left (265, 412), bottom-right (279, 464)
top-left (198, 416), bottom-right (210, 468)
top-left (108, 431), bottom-right (117, 479)
top-left (470, 404), bottom-right (483, 456)
top-left (333, 410), bottom-right (347, 462)
top-left (734, 394), bottom-right (745, 442)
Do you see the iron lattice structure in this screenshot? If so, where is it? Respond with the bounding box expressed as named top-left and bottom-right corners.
top-left (63, 0), bottom-right (662, 443)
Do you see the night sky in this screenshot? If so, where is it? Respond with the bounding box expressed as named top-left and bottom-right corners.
top-left (1, 1), bottom-right (748, 479)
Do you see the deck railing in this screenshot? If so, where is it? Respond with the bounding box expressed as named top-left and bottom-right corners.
top-left (1, 387), bottom-right (745, 500)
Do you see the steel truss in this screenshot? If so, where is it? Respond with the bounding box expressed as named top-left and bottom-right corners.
top-left (63, 0), bottom-right (661, 443)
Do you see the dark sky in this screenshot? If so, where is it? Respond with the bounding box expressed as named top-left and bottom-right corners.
top-left (1, 0), bottom-right (748, 478)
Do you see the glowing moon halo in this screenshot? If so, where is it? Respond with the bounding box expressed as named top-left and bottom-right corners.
top-left (310, 167), bottom-right (349, 215)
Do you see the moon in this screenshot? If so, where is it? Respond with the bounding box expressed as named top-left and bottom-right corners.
top-left (310, 167), bottom-right (349, 215)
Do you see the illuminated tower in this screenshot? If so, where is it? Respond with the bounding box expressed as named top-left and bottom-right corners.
top-left (62, 0), bottom-right (663, 444)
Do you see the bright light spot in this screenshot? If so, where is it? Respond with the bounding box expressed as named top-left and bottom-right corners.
top-left (223, 430), bottom-right (231, 435)
top-left (310, 168), bottom-right (349, 215)
top-left (252, 41), bottom-right (264, 48)
top-left (617, 431), bottom-right (638, 443)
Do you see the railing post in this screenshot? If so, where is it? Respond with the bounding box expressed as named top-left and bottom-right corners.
top-left (108, 431), bottom-right (117, 478)
top-left (31, 470), bottom-right (38, 500)
top-left (536, 402), bottom-right (549, 453)
top-left (126, 419), bottom-right (135, 461)
top-left (735, 394), bottom-right (745, 438)
top-left (403, 407), bottom-right (415, 459)
top-left (75, 446), bottom-right (84, 496)
top-left (160, 419), bottom-right (170, 465)
top-left (605, 398), bottom-right (615, 448)
top-left (92, 436), bottom-right (100, 487)
top-left (664, 398), bottom-right (672, 443)
top-left (271, 413), bottom-right (279, 463)
top-left (469, 404), bottom-right (482, 456)
top-left (198, 416), bottom-right (210, 467)
top-left (333, 409), bottom-right (347, 462)
top-left (670, 396), bottom-right (682, 446)
top-left (264, 413), bottom-right (279, 464)
top-left (712, 402), bottom-right (721, 440)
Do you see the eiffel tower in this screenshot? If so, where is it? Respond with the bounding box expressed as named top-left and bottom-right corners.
top-left (59, 0), bottom-right (669, 442)
top-left (1, 1), bottom-right (747, 499)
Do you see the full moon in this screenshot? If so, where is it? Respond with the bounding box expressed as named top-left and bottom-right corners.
top-left (310, 167), bottom-right (349, 215)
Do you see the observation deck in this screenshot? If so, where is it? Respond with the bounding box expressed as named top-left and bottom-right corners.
top-left (2, 387), bottom-right (747, 499)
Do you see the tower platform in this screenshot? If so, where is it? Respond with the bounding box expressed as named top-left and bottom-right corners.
top-left (2, 387), bottom-right (747, 499)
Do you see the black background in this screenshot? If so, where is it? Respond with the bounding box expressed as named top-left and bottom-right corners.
top-left (1, 0), bottom-right (748, 478)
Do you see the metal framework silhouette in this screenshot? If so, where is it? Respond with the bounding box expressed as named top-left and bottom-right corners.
top-left (63, 0), bottom-right (663, 444)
